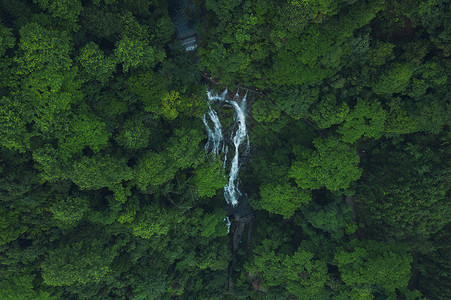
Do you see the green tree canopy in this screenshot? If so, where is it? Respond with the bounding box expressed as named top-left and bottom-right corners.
top-left (290, 137), bottom-right (362, 191)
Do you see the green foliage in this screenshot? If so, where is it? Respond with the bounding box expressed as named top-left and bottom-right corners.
top-left (71, 154), bottom-right (132, 190)
top-left (134, 151), bottom-right (176, 190)
top-left (250, 241), bottom-right (329, 298)
top-left (0, 273), bottom-right (54, 299)
top-left (79, 5), bottom-right (121, 39)
top-left (259, 183), bottom-right (311, 218)
top-left (335, 239), bottom-right (413, 298)
top-left (131, 204), bottom-right (171, 239)
top-left (114, 36), bottom-right (165, 72)
top-left (0, 0), bottom-right (448, 298)
top-left (198, 209), bottom-right (228, 239)
top-left (33, 0), bottom-right (83, 31)
top-left (384, 97), bottom-right (419, 134)
top-left (32, 145), bottom-right (69, 182)
top-left (59, 112), bottom-right (111, 159)
top-left (41, 237), bottom-right (119, 286)
top-left (131, 270), bottom-right (167, 300)
top-left (192, 159), bottom-right (227, 198)
top-left (372, 63), bottom-right (414, 95)
top-left (290, 137), bottom-right (362, 191)
top-left (77, 42), bottom-right (115, 83)
top-left (11, 22), bottom-right (83, 136)
top-left (0, 205), bottom-right (27, 245)
top-left (417, 226), bottom-right (451, 299)
top-left (50, 195), bottom-right (89, 226)
top-left (337, 99), bottom-right (386, 143)
top-left (13, 22), bottom-right (72, 79)
top-left (291, 0), bottom-right (341, 17)
top-left (116, 115), bottom-right (151, 150)
top-left (0, 96), bottom-right (30, 152)
top-left (311, 93), bottom-right (349, 129)
top-left (252, 99), bottom-right (281, 123)
top-left (305, 202), bottom-right (355, 241)
top-left (205, 0), bottom-right (243, 22)
top-left (164, 127), bottom-right (203, 170)
top-left (356, 135), bottom-right (450, 250)
top-left (126, 71), bottom-right (203, 120)
top-left (369, 41), bottom-right (395, 67)
top-left (266, 49), bottom-right (334, 86)
top-left (273, 86), bottom-right (320, 120)
top-left (0, 23), bottom-right (15, 57)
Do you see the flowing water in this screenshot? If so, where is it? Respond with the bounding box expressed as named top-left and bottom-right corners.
top-left (203, 89), bottom-right (249, 207)
top-left (168, 0), bottom-right (198, 51)
top-left (202, 108), bottom-right (223, 156)
top-left (204, 89), bottom-right (255, 288)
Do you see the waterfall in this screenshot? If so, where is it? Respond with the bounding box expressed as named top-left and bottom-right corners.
top-left (224, 92), bottom-right (248, 206)
top-left (204, 89), bottom-right (249, 207)
top-left (168, 0), bottom-right (198, 51)
top-left (202, 109), bottom-right (223, 156)
top-left (224, 216), bottom-right (232, 233)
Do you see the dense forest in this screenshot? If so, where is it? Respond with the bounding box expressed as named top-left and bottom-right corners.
top-left (0, 0), bottom-right (449, 299)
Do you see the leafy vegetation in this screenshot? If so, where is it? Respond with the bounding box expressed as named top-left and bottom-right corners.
top-left (0, 0), bottom-right (449, 299)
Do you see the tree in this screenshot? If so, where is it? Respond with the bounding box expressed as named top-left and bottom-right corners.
top-left (290, 137), bottom-right (362, 191)
top-left (134, 150), bottom-right (177, 191)
top-left (372, 63), bottom-right (414, 95)
top-left (337, 98), bottom-right (386, 143)
top-left (71, 154), bottom-right (132, 190)
top-left (273, 86), bottom-right (320, 120)
top-left (0, 273), bottom-right (55, 299)
top-left (58, 111), bottom-right (111, 160)
top-left (115, 114), bottom-right (151, 150)
top-left (131, 204), bottom-right (172, 239)
top-left (0, 0), bottom-right (449, 298)
top-left (76, 42), bottom-right (115, 83)
top-left (205, 0), bottom-right (243, 23)
top-left (356, 134), bottom-right (450, 251)
top-left (126, 71), bottom-right (202, 120)
top-left (0, 205), bottom-right (27, 246)
top-left (0, 23), bottom-right (15, 57)
top-left (114, 36), bottom-right (165, 72)
top-left (0, 23), bottom-right (15, 89)
top-left (265, 48), bottom-right (335, 86)
top-left (384, 97), bottom-right (419, 134)
top-left (0, 96), bottom-right (31, 152)
top-left (131, 269), bottom-right (167, 300)
top-left (259, 183), bottom-right (311, 218)
top-left (249, 240), bottom-right (329, 298)
top-left (368, 41), bottom-right (395, 67)
top-left (32, 0), bottom-right (83, 31)
top-left (192, 159), bottom-right (227, 198)
top-left (335, 239), bottom-right (413, 298)
top-left (305, 202), bottom-right (356, 241)
top-left (41, 237), bottom-right (120, 286)
top-left (32, 145), bottom-right (71, 182)
top-left (417, 225), bottom-right (451, 299)
top-left (311, 93), bottom-right (349, 129)
top-left (164, 128), bottom-right (204, 170)
top-left (50, 194), bottom-right (89, 227)
top-left (79, 4), bottom-right (122, 40)
top-left (11, 22), bottom-right (83, 136)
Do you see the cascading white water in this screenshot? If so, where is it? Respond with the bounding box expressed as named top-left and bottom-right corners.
top-left (202, 108), bottom-right (223, 156)
top-left (204, 89), bottom-right (249, 207)
top-left (224, 93), bottom-right (248, 206)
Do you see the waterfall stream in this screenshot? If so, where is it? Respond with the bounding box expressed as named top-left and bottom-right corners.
top-left (203, 89), bottom-right (249, 207)
top-left (204, 88), bottom-right (255, 288)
